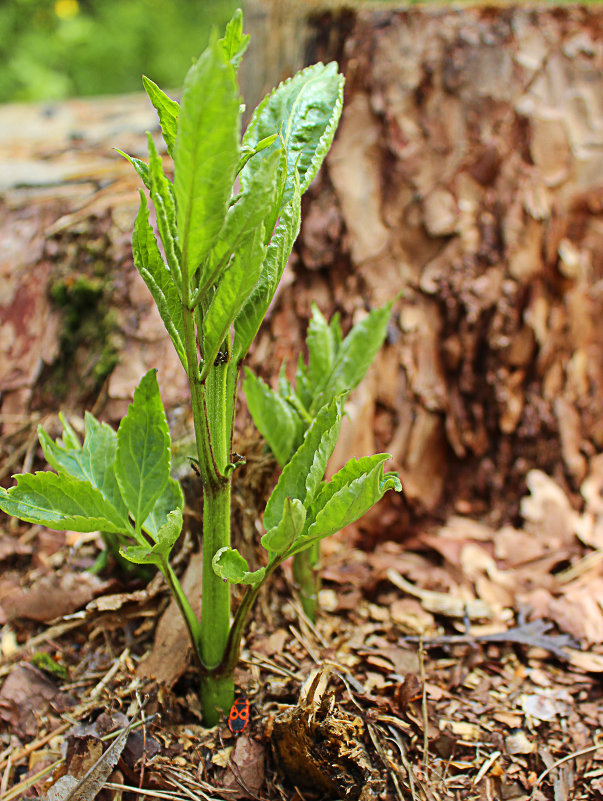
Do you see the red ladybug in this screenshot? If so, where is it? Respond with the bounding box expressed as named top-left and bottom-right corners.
top-left (227, 694), bottom-right (250, 735)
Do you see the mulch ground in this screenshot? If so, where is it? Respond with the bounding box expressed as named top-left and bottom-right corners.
top-left (1, 428), bottom-right (603, 801)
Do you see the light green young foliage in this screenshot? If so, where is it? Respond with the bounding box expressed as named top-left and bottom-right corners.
top-left (0, 370), bottom-right (182, 546)
top-left (244, 300), bottom-right (393, 468)
top-left (0, 10), bottom-right (399, 726)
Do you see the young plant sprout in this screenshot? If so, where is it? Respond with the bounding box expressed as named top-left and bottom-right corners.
top-left (0, 10), bottom-right (401, 726)
top-left (244, 301), bottom-right (394, 620)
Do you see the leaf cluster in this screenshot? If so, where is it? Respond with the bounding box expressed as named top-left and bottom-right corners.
top-left (0, 370), bottom-right (184, 578)
top-left (213, 394), bottom-right (401, 588)
top-left (243, 302), bottom-right (393, 466)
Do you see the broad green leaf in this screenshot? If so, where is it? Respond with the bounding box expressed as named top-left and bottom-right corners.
top-left (0, 472), bottom-right (132, 534)
top-left (142, 76), bottom-right (180, 158)
top-left (212, 547), bottom-right (265, 588)
top-left (309, 454), bottom-right (397, 529)
top-left (201, 148), bottom-right (281, 298)
top-left (132, 191), bottom-right (186, 368)
top-left (307, 304), bottom-right (337, 391)
top-left (115, 148), bottom-right (150, 189)
top-left (147, 133), bottom-right (181, 284)
top-left (289, 455), bottom-right (401, 556)
top-left (121, 508), bottom-right (183, 567)
top-left (261, 497), bottom-right (305, 558)
top-left (218, 8), bottom-right (250, 69)
top-left (242, 61), bottom-right (344, 206)
top-left (233, 177), bottom-right (302, 361)
top-left (243, 368), bottom-right (300, 467)
top-left (311, 301), bottom-right (392, 415)
top-left (115, 369), bottom-right (171, 527)
top-left (174, 36), bottom-right (240, 281)
top-left (263, 395), bottom-right (344, 531)
top-left (143, 477), bottom-right (184, 540)
top-left (38, 413), bottom-right (129, 527)
top-left (202, 225), bottom-right (265, 371)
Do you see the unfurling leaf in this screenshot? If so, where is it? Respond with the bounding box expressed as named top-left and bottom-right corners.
top-left (218, 7), bottom-right (250, 69)
top-left (121, 508), bottom-right (183, 568)
top-left (212, 547), bottom-right (265, 588)
top-left (261, 497), bottom-right (306, 558)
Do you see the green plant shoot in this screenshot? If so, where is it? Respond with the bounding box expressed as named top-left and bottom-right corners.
top-left (0, 10), bottom-right (401, 726)
top-left (243, 301), bottom-right (393, 620)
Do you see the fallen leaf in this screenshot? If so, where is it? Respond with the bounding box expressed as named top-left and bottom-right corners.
top-left (136, 551), bottom-right (203, 687)
top-left (221, 735), bottom-right (266, 800)
top-left (0, 570), bottom-right (111, 622)
top-left (0, 662), bottom-right (59, 737)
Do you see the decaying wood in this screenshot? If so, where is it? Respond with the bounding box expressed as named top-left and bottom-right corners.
top-left (1, 5), bottom-right (603, 533)
top-left (287, 5), bottom-right (603, 524)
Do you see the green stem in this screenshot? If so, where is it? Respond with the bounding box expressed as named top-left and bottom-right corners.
top-left (163, 560), bottom-right (204, 669)
top-left (219, 560), bottom-right (279, 678)
top-left (181, 256), bottom-right (234, 725)
top-left (292, 543), bottom-right (320, 622)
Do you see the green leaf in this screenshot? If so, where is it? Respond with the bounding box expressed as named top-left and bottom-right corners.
top-left (147, 133), bottom-right (181, 284)
top-left (174, 36), bottom-right (240, 281)
top-left (232, 178), bottom-right (302, 361)
top-left (143, 477), bottom-right (184, 540)
top-left (261, 497), bottom-right (306, 558)
top-left (242, 61), bottom-right (344, 206)
top-left (38, 412), bottom-right (130, 527)
top-left (202, 225), bottom-right (266, 371)
top-left (132, 190), bottom-right (187, 368)
top-left (0, 472), bottom-right (132, 534)
top-left (212, 547), bottom-right (265, 588)
top-left (236, 133), bottom-right (279, 176)
top-left (289, 455), bottom-right (401, 555)
top-left (243, 368), bottom-right (300, 467)
top-left (294, 353), bottom-right (313, 413)
top-left (115, 148), bottom-right (150, 189)
top-left (307, 304), bottom-right (337, 391)
top-left (263, 395), bottom-right (344, 531)
top-left (57, 413), bottom-right (81, 449)
top-left (115, 369), bottom-right (172, 528)
top-left (201, 147), bottom-right (281, 298)
top-left (142, 75), bottom-right (180, 158)
top-left (311, 302), bottom-right (392, 415)
top-left (121, 508), bottom-right (183, 567)
top-left (218, 8), bottom-right (250, 69)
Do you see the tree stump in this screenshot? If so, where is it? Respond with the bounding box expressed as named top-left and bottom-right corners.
top-left (2, 5), bottom-right (603, 533)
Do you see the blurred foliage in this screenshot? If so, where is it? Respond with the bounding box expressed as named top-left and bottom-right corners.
top-left (0, 0), bottom-right (237, 103)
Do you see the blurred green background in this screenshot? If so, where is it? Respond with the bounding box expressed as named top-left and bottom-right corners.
top-left (0, 0), bottom-right (237, 103)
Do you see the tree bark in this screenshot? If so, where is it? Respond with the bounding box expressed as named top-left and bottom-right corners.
top-left (2, 6), bottom-right (603, 531)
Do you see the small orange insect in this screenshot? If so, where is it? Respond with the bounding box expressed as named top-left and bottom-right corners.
top-left (227, 693), bottom-right (250, 734)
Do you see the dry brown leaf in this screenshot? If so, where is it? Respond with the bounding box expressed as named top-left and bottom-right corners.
top-left (0, 663), bottom-right (59, 737)
top-left (221, 735), bottom-right (266, 800)
top-left (136, 551), bottom-right (203, 687)
top-left (0, 570), bottom-right (111, 623)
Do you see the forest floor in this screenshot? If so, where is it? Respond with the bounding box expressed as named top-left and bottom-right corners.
top-left (1, 428), bottom-right (603, 801)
